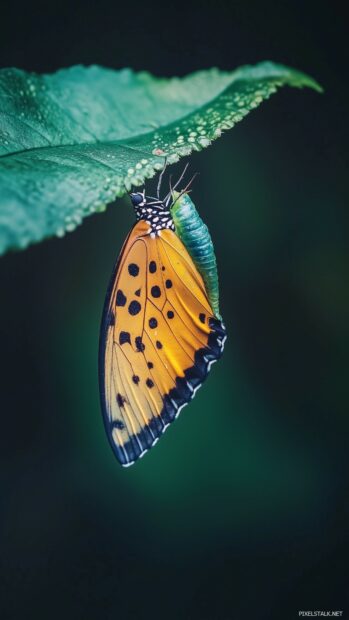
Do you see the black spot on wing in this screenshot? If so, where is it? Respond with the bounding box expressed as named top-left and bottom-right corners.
top-left (116, 393), bottom-right (126, 407)
top-left (116, 290), bottom-right (127, 306)
top-left (149, 261), bottom-right (157, 273)
top-left (135, 288), bottom-right (141, 297)
top-left (135, 336), bottom-right (145, 352)
top-left (199, 313), bottom-right (206, 324)
top-left (146, 378), bottom-right (154, 388)
top-left (128, 300), bottom-right (141, 316)
top-left (149, 317), bottom-right (157, 329)
top-left (165, 279), bottom-right (172, 289)
top-left (119, 331), bottom-right (131, 345)
top-left (132, 375), bottom-right (140, 384)
top-left (128, 263), bottom-right (139, 277)
top-left (167, 310), bottom-right (174, 319)
top-left (147, 361), bottom-right (154, 369)
top-left (113, 419), bottom-right (125, 430)
top-left (156, 340), bottom-right (163, 349)
top-left (151, 285), bottom-right (161, 298)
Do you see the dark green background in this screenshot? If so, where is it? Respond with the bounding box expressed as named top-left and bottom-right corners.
top-left (0, 1), bottom-right (347, 618)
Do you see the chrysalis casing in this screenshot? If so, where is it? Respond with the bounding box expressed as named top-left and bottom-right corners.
top-left (171, 192), bottom-right (221, 320)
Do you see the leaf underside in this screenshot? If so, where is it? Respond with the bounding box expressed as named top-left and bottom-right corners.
top-left (0, 62), bottom-right (322, 255)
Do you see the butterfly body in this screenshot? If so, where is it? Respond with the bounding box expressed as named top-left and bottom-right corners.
top-left (99, 189), bottom-right (226, 467)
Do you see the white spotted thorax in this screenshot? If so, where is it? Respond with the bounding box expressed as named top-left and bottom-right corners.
top-left (130, 192), bottom-right (175, 238)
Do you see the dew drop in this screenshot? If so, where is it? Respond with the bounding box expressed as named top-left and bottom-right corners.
top-left (198, 137), bottom-right (211, 147)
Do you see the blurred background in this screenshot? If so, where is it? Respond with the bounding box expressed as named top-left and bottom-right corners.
top-left (0, 1), bottom-right (348, 618)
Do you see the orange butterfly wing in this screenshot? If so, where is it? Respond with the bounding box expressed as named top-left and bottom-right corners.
top-left (99, 220), bottom-right (226, 466)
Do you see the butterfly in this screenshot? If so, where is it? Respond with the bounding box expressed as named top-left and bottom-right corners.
top-left (99, 166), bottom-right (226, 467)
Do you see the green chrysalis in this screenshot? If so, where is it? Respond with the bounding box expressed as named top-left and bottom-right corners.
top-left (171, 192), bottom-right (221, 320)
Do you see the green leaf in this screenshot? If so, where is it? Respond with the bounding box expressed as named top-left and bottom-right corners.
top-left (0, 62), bottom-right (321, 255)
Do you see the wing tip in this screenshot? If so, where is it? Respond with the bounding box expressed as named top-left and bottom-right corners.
top-left (114, 318), bottom-right (227, 468)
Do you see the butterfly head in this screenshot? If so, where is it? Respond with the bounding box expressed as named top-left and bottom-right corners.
top-left (130, 192), bottom-right (175, 234)
top-left (130, 192), bottom-right (145, 207)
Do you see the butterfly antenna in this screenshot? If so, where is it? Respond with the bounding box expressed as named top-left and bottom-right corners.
top-left (157, 157), bottom-right (168, 199)
top-left (170, 172), bottom-right (199, 208)
top-left (164, 162), bottom-right (190, 206)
